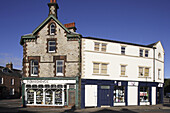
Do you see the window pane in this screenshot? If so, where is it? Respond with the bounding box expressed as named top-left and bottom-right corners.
top-left (144, 68), bottom-right (149, 76)
top-left (121, 65), bottom-right (126, 75)
top-left (101, 43), bottom-right (107, 52)
top-left (114, 86), bottom-right (125, 103)
top-left (93, 63), bottom-right (99, 74)
top-left (57, 61), bottom-right (63, 65)
top-left (34, 60), bottom-right (38, 65)
top-left (140, 87), bottom-right (149, 102)
top-left (121, 46), bottom-right (125, 55)
top-left (34, 67), bottom-right (38, 75)
top-left (57, 67), bottom-right (63, 73)
top-left (49, 41), bottom-right (56, 45)
top-left (49, 46), bottom-right (56, 52)
top-left (139, 67), bottom-right (144, 76)
top-left (145, 50), bottom-right (149, 57)
top-left (94, 43), bottom-right (100, 51)
top-left (140, 49), bottom-right (143, 57)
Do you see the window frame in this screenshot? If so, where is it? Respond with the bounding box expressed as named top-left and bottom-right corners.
top-left (11, 79), bottom-right (15, 85)
top-left (121, 46), bottom-right (126, 55)
top-left (30, 59), bottom-right (39, 76)
top-left (145, 50), bottom-right (149, 57)
top-left (121, 65), bottom-right (126, 76)
top-left (0, 77), bottom-right (3, 84)
top-left (56, 60), bottom-right (64, 76)
top-left (50, 23), bottom-right (56, 35)
top-left (93, 62), bottom-right (108, 75)
top-left (140, 49), bottom-right (144, 57)
top-left (139, 67), bottom-right (150, 77)
top-left (94, 42), bottom-right (100, 51)
top-left (10, 88), bottom-right (15, 95)
top-left (48, 40), bottom-right (56, 53)
top-left (101, 43), bottom-right (107, 52)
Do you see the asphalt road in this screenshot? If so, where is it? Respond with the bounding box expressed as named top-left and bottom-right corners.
top-left (0, 98), bottom-right (170, 113)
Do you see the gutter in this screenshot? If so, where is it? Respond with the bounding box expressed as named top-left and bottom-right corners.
top-left (153, 47), bottom-right (156, 82)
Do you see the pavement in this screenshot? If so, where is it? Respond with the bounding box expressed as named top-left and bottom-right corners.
top-left (0, 98), bottom-right (170, 113)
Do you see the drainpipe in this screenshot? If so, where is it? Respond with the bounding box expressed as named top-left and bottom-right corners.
top-left (153, 47), bottom-right (156, 82)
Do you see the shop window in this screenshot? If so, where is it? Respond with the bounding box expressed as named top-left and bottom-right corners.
top-left (56, 60), bottom-right (64, 76)
top-left (27, 89), bottom-right (35, 104)
top-left (55, 89), bottom-right (62, 105)
top-left (121, 46), bottom-right (126, 55)
top-left (0, 77), bottom-right (3, 84)
top-left (140, 87), bottom-right (149, 102)
top-left (48, 41), bottom-right (56, 53)
top-left (30, 60), bottom-right (39, 76)
top-left (36, 89), bottom-right (43, 104)
top-left (45, 89), bottom-right (53, 105)
top-left (114, 86), bottom-right (125, 103)
top-left (50, 23), bottom-right (56, 35)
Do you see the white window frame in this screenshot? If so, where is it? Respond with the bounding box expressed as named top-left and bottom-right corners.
top-left (145, 50), bottom-right (149, 57)
top-left (121, 46), bottom-right (126, 55)
top-left (94, 42), bottom-right (107, 52)
top-left (56, 60), bottom-right (64, 76)
top-left (0, 77), bottom-right (3, 84)
top-left (158, 69), bottom-right (161, 79)
top-left (140, 49), bottom-right (144, 57)
top-left (50, 23), bottom-right (56, 35)
top-left (30, 60), bottom-right (39, 76)
top-left (101, 43), bottom-right (107, 52)
top-left (11, 79), bottom-right (14, 85)
top-left (139, 67), bottom-right (150, 77)
top-left (93, 62), bottom-right (108, 75)
top-left (48, 41), bottom-right (56, 53)
top-left (121, 65), bottom-right (126, 76)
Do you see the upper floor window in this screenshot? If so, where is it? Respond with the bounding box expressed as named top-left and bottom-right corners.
top-left (48, 41), bottom-right (56, 53)
top-left (56, 60), bottom-right (64, 76)
top-left (158, 69), bottom-right (161, 79)
top-left (101, 43), bottom-right (107, 52)
top-left (139, 49), bottom-right (149, 57)
top-left (30, 60), bottom-right (39, 76)
top-left (121, 46), bottom-right (126, 55)
top-left (11, 79), bottom-right (14, 85)
top-left (145, 50), bottom-right (149, 57)
top-left (94, 42), bottom-right (100, 51)
top-left (158, 53), bottom-right (161, 59)
top-left (94, 42), bottom-right (107, 52)
top-left (0, 77), bottom-right (3, 84)
top-left (140, 49), bottom-right (144, 57)
top-left (93, 62), bottom-right (108, 75)
top-left (50, 23), bottom-right (56, 35)
top-left (121, 65), bottom-right (126, 76)
top-left (139, 67), bottom-right (150, 77)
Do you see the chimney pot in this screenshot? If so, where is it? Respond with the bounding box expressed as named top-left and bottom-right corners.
top-left (6, 62), bottom-right (13, 70)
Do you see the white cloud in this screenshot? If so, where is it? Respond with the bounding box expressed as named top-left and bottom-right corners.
top-left (0, 53), bottom-right (22, 69)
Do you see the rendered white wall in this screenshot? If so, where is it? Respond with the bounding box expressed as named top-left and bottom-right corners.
top-left (85, 85), bottom-right (97, 107)
top-left (128, 86), bottom-right (138, 105)
top-left (152, 87), bottom-right (156, 105)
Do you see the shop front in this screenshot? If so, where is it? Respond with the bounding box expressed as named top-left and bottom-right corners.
top-left (22, 77), bottom-right (79, 107)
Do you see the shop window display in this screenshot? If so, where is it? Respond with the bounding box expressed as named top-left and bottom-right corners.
top-left (140, 87), bottom-right (149, 102)
top-left (114, 86), bottom-right (125, 103)
top-left (27, 89), bottom-right (35, 104)
top-left (45, 89), bottom-right (53, 105)
top-left (36, 89), bottom-right (43, 104)
top-left (55, 89), bottom-right (62, 105)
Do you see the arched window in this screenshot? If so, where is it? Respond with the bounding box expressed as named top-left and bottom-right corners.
top-left (50, 23), bottom-right (56, 35)
top-left (158, 53), bottom-right (161, 59)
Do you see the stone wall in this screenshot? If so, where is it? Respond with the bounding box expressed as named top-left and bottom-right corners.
top-left (24, 19), bottom-right (80, 77)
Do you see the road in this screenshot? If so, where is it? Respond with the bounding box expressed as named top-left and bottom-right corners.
top-left (0, 98), bottom-right (170, 113)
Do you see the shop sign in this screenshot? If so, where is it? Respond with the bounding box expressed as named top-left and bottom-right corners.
top-left (128, 82), bottom-right (138, 86)
top-left (23, 80), bottom-right (76, 84)
top-left (27, 80), bottom-right (49, 84)
top-left (158, 83), bottom-right (163, 87)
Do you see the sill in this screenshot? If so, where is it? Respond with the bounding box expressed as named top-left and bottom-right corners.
top-left (31, 75), bottom-right (38, 77)
top-left (120, 75), bottom-right (128, 77)
top-left (138, 76), bottom-right (151, 79)
top-left (92, 73), bottom-right (109, 76)
top-left (48, 51), bottom-right (56, 53)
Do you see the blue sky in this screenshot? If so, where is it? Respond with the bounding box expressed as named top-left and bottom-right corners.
top-left (0, 0), bottom-right (169, 78)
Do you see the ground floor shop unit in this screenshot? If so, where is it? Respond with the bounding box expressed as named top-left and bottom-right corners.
top-left (81, 79), bottom-right (163, 108)
top-left (22, 77), bottom-right (79, 108)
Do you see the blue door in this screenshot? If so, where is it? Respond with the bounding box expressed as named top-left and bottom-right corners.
top-left (100, 86), bottom-right (110, 105)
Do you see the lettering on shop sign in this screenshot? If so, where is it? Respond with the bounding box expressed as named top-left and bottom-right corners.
top-left (27, 80), bottom-right (49, 84)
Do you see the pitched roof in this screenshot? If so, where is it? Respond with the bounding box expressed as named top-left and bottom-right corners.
top-left (83, 37), bottom-right (155, 48)
top-left (0, 66), bottom-right (22, 78)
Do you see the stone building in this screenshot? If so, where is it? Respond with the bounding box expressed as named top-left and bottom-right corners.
top-left (20, 0), bottom-right (81, 107)
top-left (0, 63), bottom-right (22, 99)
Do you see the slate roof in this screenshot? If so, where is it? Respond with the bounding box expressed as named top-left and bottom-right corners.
top-left (0, 66), bottom-right (22, 78)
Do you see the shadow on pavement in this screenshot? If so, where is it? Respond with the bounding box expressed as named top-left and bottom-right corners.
top-left (0, 106), bottom-right (35, 113)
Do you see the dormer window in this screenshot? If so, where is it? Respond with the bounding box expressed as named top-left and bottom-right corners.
top-left (50, 23), bottom-right (56, 35)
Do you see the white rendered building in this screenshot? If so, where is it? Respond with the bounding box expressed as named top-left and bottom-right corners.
top-left (81, 37), bottom-right (164, 108)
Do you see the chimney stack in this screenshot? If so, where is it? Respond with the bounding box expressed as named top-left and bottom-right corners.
top-left (6, 62), bottom-right (13, 70)
top-left (64, 22), bottom-right (77, 32)
top-left (48, 0), bottom-right (59, 18)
